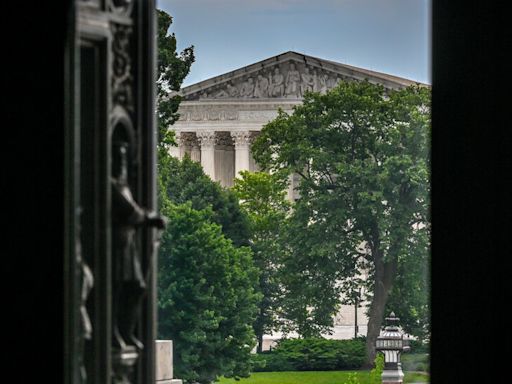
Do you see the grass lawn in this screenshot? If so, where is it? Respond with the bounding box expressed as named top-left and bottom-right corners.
top-left (217, 370), bottom-right (429, 384)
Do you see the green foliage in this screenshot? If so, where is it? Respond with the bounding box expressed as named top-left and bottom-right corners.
top-left (369, 354), bottom-right (384, 384)
top-left (219, 371), bottom-right (371, 384)
top-left (344, 372), bottom-right (361, 384)
top-left (251, 80), bottom-right (431, 355)
top-left (163, 156), bottom-right (251, 247)
top-left (158, 203), bottom-right (261, 384)
top-left (251, 352), bottom-right (296, 372)
top-left (155, 7), bottom-right (263, 384)
top-left (252, 338), bottom-right (366, 372)
top-left (217, 370), bottom-right (427, 384)
top-left (156, 9), bottom-right (194, 152)
top-left (157, 142), bottom-right (258, 383)
top-left (233, 171), bottom-right (291, 347)
top-left (155, 7), bottom-right (194, 222)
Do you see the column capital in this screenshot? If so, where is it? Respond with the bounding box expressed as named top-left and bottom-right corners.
top-left (196, 131), bottom-right (216, 148)
top-left (230, 131), bottom-right (252, 147)
top-left (175, 131), bottom-right (195, 148)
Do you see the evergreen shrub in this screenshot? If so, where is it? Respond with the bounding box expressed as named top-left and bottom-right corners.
top-left (252, 338), bottom-right (366, 372)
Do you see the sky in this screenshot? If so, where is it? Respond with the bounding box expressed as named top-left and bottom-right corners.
top-left (157, 0), bottom-right (431, 87)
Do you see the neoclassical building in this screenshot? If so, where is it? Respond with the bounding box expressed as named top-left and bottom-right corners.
top-left (170, 51), bottom-right (416, 194)
top-left (169, 51), bottom-right (419, 343)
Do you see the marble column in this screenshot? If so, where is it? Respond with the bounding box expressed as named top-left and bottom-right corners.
top-left (197, 131), bottom-right (216, 180)
top-left (214, 132), bottom-right (234, 187)
top-left (231, 131), bottom-right (252, 178)
top-left (190, 134), bottom-right (201, 162)
top-left (223, 146), bottom-right (235, 187)
top-left (176, 132), bottom-right (193, 160)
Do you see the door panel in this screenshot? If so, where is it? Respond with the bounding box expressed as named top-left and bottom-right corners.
top-left (65, 2), bottom-right (157, 383)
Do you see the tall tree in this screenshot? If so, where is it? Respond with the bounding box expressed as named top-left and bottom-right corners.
top-left (156, 8), bottom-right (258, 382)
top-left (251, 81), bottom-right (431, 364)
top-left (158, 203), bottom-right (260, 384)
top-left (233, 171), bottom-right (291, 352)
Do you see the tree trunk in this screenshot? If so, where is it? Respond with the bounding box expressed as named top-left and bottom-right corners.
top-left (364, 246), bottom-right (397, 367)
top-left (257, 333), bottom-right (263, 353)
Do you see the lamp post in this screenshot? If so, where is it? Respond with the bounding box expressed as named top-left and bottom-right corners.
top-left (375, 312), bottom-right (410, 384)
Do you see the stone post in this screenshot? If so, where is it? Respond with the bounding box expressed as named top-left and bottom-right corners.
top-left (155, 340), bottom-right (182, 384)
top-left (231, 131), bottom-right (251, 178)
top-left (197, 131), bottom-right (217, 180)
top-left (375, 312), bottom-right (408, 384)
top-left (381, 365), bottom-right (405, 384)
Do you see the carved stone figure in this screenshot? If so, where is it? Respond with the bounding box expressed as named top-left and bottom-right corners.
top-left (76, 211), bottom-right (94, 383)
top-left (215, 88), bottom-right (229, 98)
top-left (226, 82), bottom-right (239, 97)
top-left (270, 67), bottom-right (284, 97)
top-left (80, 253), bottom-right (94, 341)
top-left (312, 69), bottom-right (320, 93)
top-left (285, 62), bottom-right (301, 98)
top-left (300, 67), bottom-right (314, 95)
top-left (112, 24), bottom-right (134, 112)
top-left (240, 77), bottom-right (255, 98)
top-left (111, 140), bottom-right (166, 352)
top-left (319, 72), bottom-right (328, 94)
top-left (254, 74), bottom-right (269, 98)
top-left (327, 75), bottom-right (342, 89)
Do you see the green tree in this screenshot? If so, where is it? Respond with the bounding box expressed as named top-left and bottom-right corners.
top-left (251, 80), bottom-right (430, 364)
top-left (158, 203), bottom-right (260, 384)
top-left (156, 9), bottom-right (263, 382)
top-left (162, 155), bottom-right (251, 247)
top-left (385, 237), bottom-right (430, 341)
top-left (156, 9), bottom-right (194, 153)
top-left (233, 171), bottom-right (291, 352)
top-left (156, 8), bottom-right (194, 212)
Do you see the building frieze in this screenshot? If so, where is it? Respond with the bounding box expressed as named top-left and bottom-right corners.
top-left (176, 102), bottom-right (296, 123)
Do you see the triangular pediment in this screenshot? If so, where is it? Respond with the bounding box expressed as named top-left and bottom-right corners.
top-left (178, 51), bottom-right (421, 101)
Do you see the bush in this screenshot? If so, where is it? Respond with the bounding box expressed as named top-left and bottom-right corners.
top-left (369, 354), bottom-right (384, 384)
top-left (252, 338), bottom-right (366, 372)
top-left (251, 352), bottom-right (296, 372)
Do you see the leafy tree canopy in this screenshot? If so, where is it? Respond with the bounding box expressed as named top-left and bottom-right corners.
top-left (162, 156), bottom-right (251, 247)
top-left (251, 80), bottom-right (430, 363)
top-left (233, 171), bottom-right (291, 350)
top-left (158, 203), bottom-right (260, 384)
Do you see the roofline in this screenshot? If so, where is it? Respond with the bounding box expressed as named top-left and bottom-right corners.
top-left (177, 51), bottom-right (428, 97)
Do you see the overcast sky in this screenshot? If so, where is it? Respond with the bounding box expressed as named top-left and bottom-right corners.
top-left (157, 0), bottom-right (431, 87)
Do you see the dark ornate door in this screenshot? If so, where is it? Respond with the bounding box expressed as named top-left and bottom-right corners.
top-left (64, 1), bottom-right (159, 383)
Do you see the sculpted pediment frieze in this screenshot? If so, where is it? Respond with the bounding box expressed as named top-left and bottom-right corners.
top-left (178, 52), bottom-right (420, 102)
top-left (182, 58), bottom-right (352, 101)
